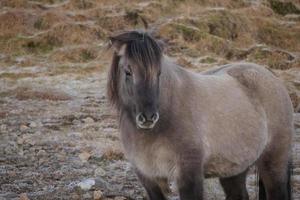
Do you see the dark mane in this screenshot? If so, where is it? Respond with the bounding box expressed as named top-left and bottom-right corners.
top-left (107, 30), bottom-right (163, 109)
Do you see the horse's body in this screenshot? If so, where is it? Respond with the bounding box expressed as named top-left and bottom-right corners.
top-left (108, 31), bottom-right (293, 200)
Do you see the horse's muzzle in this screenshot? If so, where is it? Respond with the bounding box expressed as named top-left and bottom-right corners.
top-left (136, 112), bottom-right (159, 129)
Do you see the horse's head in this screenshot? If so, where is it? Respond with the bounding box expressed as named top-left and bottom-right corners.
top-left (108, 31), bottom-right (163, 130)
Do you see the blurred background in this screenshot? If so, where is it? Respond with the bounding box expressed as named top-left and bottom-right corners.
top-left (0, 0), bottom-right (299, 199)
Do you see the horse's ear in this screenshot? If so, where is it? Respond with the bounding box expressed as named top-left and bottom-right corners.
top-left (109, 37), bottom-right (126, 56)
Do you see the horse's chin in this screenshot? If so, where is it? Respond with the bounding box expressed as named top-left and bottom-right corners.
top-left (136, 122), bottom-right (156, 130)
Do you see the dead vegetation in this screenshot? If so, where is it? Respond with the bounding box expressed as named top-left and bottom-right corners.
top-left (255, 18), bottom-right (300, 51)
top-left (268, 0), bottom-right (300, 15)
top-left (0, 0), bottom-right (298, 103)
top-left (0, 0), bottom-right (29, 8)
top-left (33, 11), bottom-right (69, 30)
top-left (10, 86), bottom-right (72, 101)
top-left (49, 46), bottom-right (99, 63)
top-left (0, 10), bottom-right (37, 37)
top-left (102, 148), bottom-right (125, 161)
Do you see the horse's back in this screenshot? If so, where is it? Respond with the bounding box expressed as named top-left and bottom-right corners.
top-left (204, 62), bottom-right (293, 126)
top-left (208, 63), bottom-right (292, 118)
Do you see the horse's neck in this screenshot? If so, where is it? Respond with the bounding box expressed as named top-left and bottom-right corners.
top-left (158, 60), bottom-right (197, 119)
top-left (160, 60), bottom-right (185, 91)
top-left (160, 60), bottom-right (195, 104)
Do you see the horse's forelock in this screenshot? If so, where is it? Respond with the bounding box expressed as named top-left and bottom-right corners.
top-left (112, 31), bottom-right (162, 79)
top-left (127, 35), bottom-right (162, 81)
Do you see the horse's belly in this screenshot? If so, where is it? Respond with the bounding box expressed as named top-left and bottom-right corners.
top-left (203, 130), bottom-right (268, 178)
top-left (204, 154), bottom-right (255, 178)
top-left (201, 96), bottom-right (269, 178)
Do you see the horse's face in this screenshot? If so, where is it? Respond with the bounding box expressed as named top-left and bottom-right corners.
top-left (119, 53), bottom-right (161, 130)
top-left (108, 31), bottom-right (163, 130)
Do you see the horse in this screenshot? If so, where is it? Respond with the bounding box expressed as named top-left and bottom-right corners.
top-left (106, 30), bottom-right (293, 200)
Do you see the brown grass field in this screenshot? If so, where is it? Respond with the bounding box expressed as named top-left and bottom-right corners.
top-left (0, 0), bottom-right (299, 199)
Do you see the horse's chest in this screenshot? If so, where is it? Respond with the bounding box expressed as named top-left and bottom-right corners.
top-left (124, 141), bottom-right (178, 179)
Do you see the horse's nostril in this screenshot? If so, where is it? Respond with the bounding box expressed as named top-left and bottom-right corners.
top-left (137, 113), bottom-right (146, 123)
top-left (136, 112), bottom-right (159, 129)
top-left (151, 112), bottom-right (159, 122)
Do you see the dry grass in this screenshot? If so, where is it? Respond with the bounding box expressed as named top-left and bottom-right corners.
top-left (268, 0), bottom-right (300, 15)
top-left (49, 46), bottom-right (99, 63)
top-left (64, 0), bottom-right (95, 10)
top-left (96, 13), bottom-right (141, 32)
top-left (0, 10), bottom-right (37, 37)
top-left (246, 47), bottom-right (297, 70)
top-left (0, 0), bottom-right (297, 59)
top-left (158, 21), bottom-right (231, 56)
top-left (0, 72), bottom-right (37, 80)
top-left (0, 0), bottom-right (299, 100)
top-left (0, 35), bottom-right (28, 55)
top-left (254, 18), bottom-right (300, 51)
top-left (135, 1), bottom-right (169, 22)
top-left (236, 4), bottom-right (275, 18)
top-left (0, 22), bottom-right (105, 55)
top-left (102, 148), bottom-right (124, 161)
top-left (47, 63), bottom-right (103, 77)
top-left (44, 22), bottom-right (105, 45)
top-left (0, 0), bottom-right (28, 8)
top-left (13, 86), bottom-right (72, 101)
top-left (34, 11), bottom-right (69, 30)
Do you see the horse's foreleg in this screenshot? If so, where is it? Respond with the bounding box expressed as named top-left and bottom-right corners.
top-left (219, 169), bottom-right (249, 200)
top-left (135, 169), bottom-right (167, 200)
top-left (177, 164), bottom-right (204, 200)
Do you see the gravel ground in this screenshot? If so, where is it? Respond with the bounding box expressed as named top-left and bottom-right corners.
top-left (0, 68), bottom-right (299, 200)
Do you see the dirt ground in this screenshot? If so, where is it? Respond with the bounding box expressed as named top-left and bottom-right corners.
top-left (0, 0), bottom-right (300, 199)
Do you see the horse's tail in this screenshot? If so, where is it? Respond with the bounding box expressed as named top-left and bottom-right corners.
top-left (258, 159), bottom-right (293, 200)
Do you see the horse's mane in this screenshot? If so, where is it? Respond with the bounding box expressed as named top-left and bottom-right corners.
top-left (107, 30), bottom-right (163, 109)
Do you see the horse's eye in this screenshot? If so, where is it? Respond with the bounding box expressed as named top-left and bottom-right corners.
top-left (125, 69), bottom-right (132, 76)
